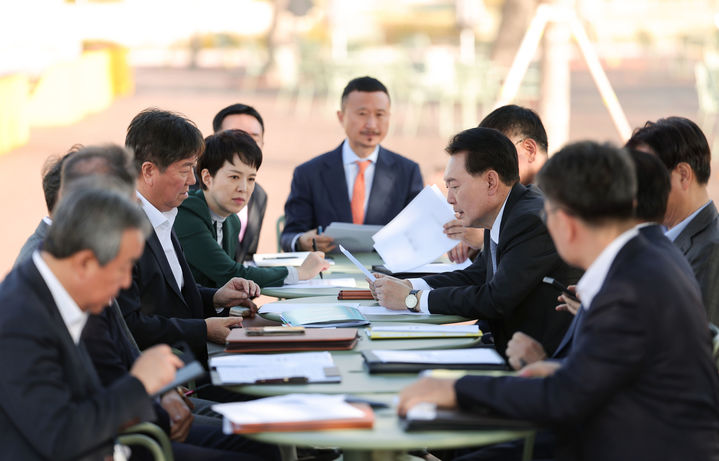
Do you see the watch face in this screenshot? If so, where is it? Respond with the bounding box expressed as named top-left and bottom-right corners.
top-left (405, 293), bottom-right (418, 309)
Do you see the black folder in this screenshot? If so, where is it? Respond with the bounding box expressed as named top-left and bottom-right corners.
top-left (401, 408), bottom-right (534, 431)
top-left (361, 349), bottom-right (509, 374)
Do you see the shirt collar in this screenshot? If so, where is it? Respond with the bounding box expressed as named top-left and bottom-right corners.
top-left (576, 227), bottom-right (639, 310)
top-left (489, 192), bottom-right (511, 244)
top-left (32, 251), bottom-right (88, 344)
top-left (209, 209), bottom-right (227, 224)
top-left (665, 200), bottom-right (712, 242)
top-left (136, 191), bottom-right (178, 231)
top-left (342, 139), bottom-right (380, 166)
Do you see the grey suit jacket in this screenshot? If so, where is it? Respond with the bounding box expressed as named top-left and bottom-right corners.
top-left (673, 201), bottom-right (719, 322)
top-left (13, 219), bottom-right (49, 267)
top-left (235, 183), bottom-right (267, 262)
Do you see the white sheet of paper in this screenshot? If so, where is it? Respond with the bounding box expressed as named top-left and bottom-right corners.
top-left (402, 260), bottom-right (472, 273)
top-left (212, 394), bottom-right (365, 425)
top-left (253, 252), bottom-right (335, 267)
top-left (372, 185), bottom-right (458, 273)
top-left (357, 305), bottom-right (426, 316)
top-left (371, 325), bottom-right (479, 333)
top-left (324, 222), bottom-right (383, 252)
top-left (338, 245), bottom-right (376, 282)
top-left (259, 302), bottom-right (360, 315)
top-left (211, 352), bottom-right (340, 384)
top-left (282, 278), bottom-right (357, 289)
top-left (371, 348), bottom-right (504, 365)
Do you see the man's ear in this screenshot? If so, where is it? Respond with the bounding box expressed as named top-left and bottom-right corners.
top-left (523, 138), bottom-right (538, 163)
top-left (675, 162), bottom-right (694, 190)
top-left (69, 249), bottom-right (99, 282)
top-left (140, 161), bottom-right (157, 186)
top-left (486, 170), bottom-right (500, 195)
top-left (336, 109), bottom-right (344, 124)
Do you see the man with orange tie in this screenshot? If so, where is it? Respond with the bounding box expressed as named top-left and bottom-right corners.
top-left (280, 76), bottom-right (424, 252)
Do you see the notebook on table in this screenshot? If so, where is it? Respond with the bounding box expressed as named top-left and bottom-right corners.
top-left (225, 327), bottom-right (359, 353)
top-left (362, 348), bottom-right (508, 373)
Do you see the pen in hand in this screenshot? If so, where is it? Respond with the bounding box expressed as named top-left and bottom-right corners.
top-left (312, 237), bottom-right (323, 279)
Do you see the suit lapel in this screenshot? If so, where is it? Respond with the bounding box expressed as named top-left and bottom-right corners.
top-left (145, 230), bottom-right (186, 304)
top-left (319, 146), bottom-right (353, 222)
top-left (494, 183), bottom-right (528, 268)
top-left (171, 231), bottom-right (205, 318)
top-left (553, 306), bottom-right (583, 358)
top-left (365, 147), bottom-right (396, 224)
top-left (674, 202), bottom-right (718, 254)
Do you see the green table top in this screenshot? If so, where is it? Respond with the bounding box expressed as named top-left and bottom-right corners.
top-left (242, 393), bottom-right (533, 454)
top-left (259, 296), bottom-right (470, 324)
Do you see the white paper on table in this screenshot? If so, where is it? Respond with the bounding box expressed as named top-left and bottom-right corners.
top-left (371, 349), bottom-right (505, 365)
top-left (357, 305), bottom-right (426, 316)
top-left (259, 302), bottom-right (360, 315)
top-left (212, 394), bottom-right (365, 425)
top-left (372, 185), bottom-right (458, 273)
top-left (401, 260), bottom-right (472, 273)
top-left (210, 352), bottom-right (340, 384)
top-left (253, 252), bottom-right (335, 267)
top-left (281, 278), bottom-right (357, 289)
top-left (324, 222), bottom-right (383, 252)
top-left (339, 245), bottom-right (376, 282)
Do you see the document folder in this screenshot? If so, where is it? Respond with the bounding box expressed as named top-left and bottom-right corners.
top-left (362, 348), bottom-right (508, 373)
top-left (281, 305), bottom-right (370, 328)
top-left (225, 328), bottom-right (359, 353)
top-left (401, 404), bottom-right (533, 431)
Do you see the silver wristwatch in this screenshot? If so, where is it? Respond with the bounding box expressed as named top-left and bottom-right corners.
top-left (405, 289), bottom-right (420, 312)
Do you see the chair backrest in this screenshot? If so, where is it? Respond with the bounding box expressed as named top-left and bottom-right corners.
top-left (119, 422), bottom-right (173, 461)
top-left (276, 215), bottom-right (286, 252)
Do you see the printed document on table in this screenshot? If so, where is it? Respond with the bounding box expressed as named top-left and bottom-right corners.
top-left (339, 245), bottom-right (376, 282)
top-left (254, 252), bottom-right (335, 267)
top-left (210, 351), bottom-right (340, 384)
top-left (282, 278), bottom-right (357, 289)
top-left (357, 305), bottom-right (427, 316)
top-left (372, 185), bottom-right (457, 273)
top-left (260, 302), bottom-right (360, 315)
top-left (371, 349), bottom-right (505, 365)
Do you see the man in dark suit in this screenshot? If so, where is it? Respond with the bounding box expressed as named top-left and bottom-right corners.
top-left (281, 76), bottom-right (424, 252)
top-left (627, 116), bottom-right (719, 323)
top-left (118, 109), bottom-right (260, 364)
top-left (371, 127), bottom-right (580, 356)
top-left (211, 103), bottom-right (268, 262)
top-left (0, 186), bottom-right (182, 461)
top-left (398, 142), bottom-right (719, 461)
top-left (505, 148), bottom-right (701, 370)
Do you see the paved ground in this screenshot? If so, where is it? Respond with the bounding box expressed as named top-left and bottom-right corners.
top-left (1, 60), bottom-right (716, 277)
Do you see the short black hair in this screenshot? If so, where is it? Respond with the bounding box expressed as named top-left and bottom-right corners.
top-left (628, 149), bottom-right (671, 223)
top-left (446, 127), bottom-right (520, 185)
top-left (212, 103), bottom-right (265, 134)
top-left (198, 130), bottom-right (263, 191)
top-left (42, 147), bottom-right (79, 214)
top-left (125, 108), bottom-right (204, 172)
top-left (62, 144), bottom-right (137, 193)
top-left (341, 76), bottom-right (390, 109)
top-left (626, 116), bottom-right (711, 184)
top-left (479, 104), bottom-right (548, 154)
top-left (537, 141), bottom-right (636, 225)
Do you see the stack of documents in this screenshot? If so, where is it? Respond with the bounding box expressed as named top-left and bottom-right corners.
top-left (212, 394), bottom-right (374, 434)
top-left (210, 351), bottom-right (341, 385)
top-left (281, 305), bottom-right (369, 328)
top-left (362, 348), bottom-right (507, 373)
top-left (282, 278), bottom-right (357, 289)
top-left (324, 222), bottom-right (383, 252)
top-left (225, 327), bottom-right (359, 352)
top-left (372, 185), bottom-right (459, 273)
top-left (372, 260), bottom-right (472, 277)
top-left (368, 325), bottom-right (481, 340)
top-left (253, 252), bottom-right (336, 267)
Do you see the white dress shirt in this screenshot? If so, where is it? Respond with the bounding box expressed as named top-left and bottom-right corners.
top-left (576, 227), bottom-right (639, 311)
top-left (409, 193), bottom-right (510, 313)
top-left (137, 191), bottom-right (184, 291)
top-left (32, 251), bottom-right (88, 344)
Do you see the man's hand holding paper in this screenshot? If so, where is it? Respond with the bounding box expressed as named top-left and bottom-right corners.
top-left (370, 273), bottom-right (416, 310)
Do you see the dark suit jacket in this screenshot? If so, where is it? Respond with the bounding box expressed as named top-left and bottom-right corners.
top-left (280, 143), bottom-right (423, 251)
top-left (0, 260), bottom-right (154, 461)
top-left (673, 201), bottom-right (719, 323)
top-left (236, 183), bottom-right (267, 262)
top-left (454, 234), bottom-right (719, 461)
top-left (117, 229), bottom-right (219, 363)
top-left (423, 183), bottom-right (581, 356)
top-left (13, 219), bottom-right (49, 267)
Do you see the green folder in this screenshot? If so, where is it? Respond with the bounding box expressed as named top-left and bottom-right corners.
top-left (281, 305), bottom-right (370, 328)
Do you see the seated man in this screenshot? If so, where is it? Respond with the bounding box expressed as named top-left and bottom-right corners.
top-left (211, 103), bottom-right (268, 262)
top-left (175, 129), bottom-right (328, 288)
top-left (626, 116), bottom-right (719, 322)
top-left (118, 108), bottom-right (259, 364)
top-left (371, 127), bottom-right (580, 356)
top-left (398, 142), bottom-right (719, 460)
top-left (0, 186), bottom-right (182, 460)
top-left (281, 76), bottom-right (423, 252)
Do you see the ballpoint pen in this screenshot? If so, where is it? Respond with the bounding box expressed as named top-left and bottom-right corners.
top-left (312, 237), bottom-right (324, 279)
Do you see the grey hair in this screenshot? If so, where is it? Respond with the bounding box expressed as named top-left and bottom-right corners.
top-left (44, 186), bottom-right (150, 265)
top-left (61, 144), bottom-right (137, 194)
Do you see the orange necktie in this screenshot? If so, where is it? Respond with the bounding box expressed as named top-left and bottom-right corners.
top-left (351, 160), bottom-right (372, 224)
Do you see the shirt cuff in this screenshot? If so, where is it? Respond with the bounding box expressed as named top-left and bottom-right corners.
top-left (290, 233), bottom-right (302, 251)
top-left (284, 266), bottom-right (299, 285)
top-left (419, 289), bottom-right (430, 313)
top-left (409, 278), bottom-right (432, 290)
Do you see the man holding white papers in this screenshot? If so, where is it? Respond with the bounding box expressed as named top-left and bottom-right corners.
top-left (371, 127), bottom-right (581, 357)
top-left (280, 76), bottom-right (423, 252)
